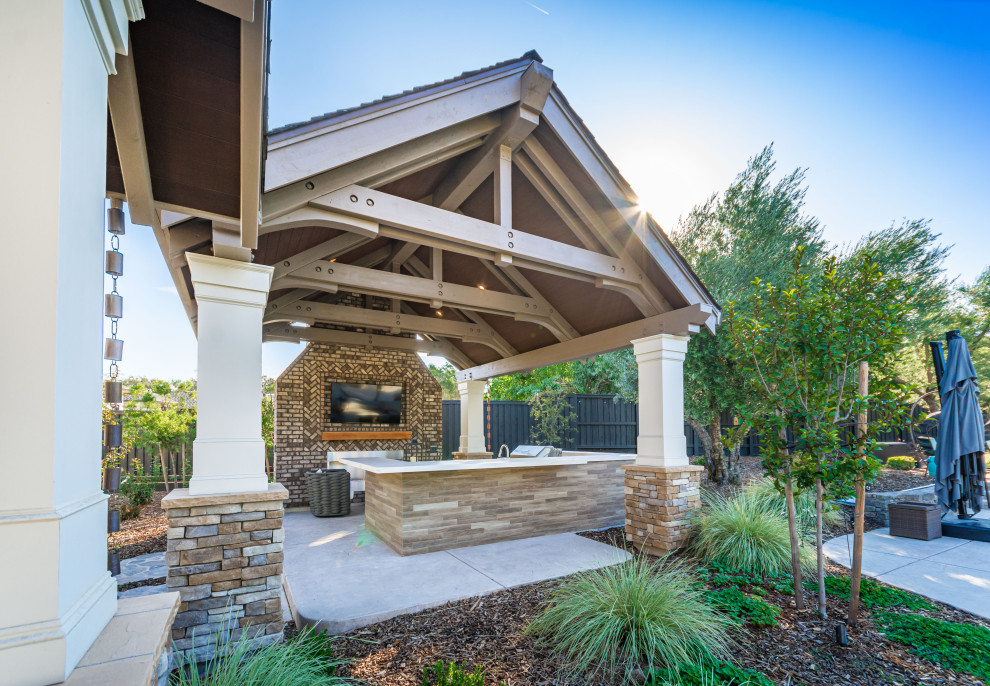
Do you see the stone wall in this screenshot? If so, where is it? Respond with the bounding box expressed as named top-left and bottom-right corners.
top-left (365, 457), bottom-right (632, 555)
top-left (864, 485), bottom-right (936, 525)
top-left (275, 343), bottom-right (443, 506)
top-left (623, 464), bottom-right (703, 555)
top-left (162, 485), bottom-right (288, 662)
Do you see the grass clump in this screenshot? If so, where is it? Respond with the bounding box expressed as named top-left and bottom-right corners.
top-left (747, 478), bottom-right (844, 534)
top-left (170, 626), bottom-right (350, 686)
top-left (691, 488), bottom-right (814, 576)
top-left (647, 660), bottom-right (774, 686)
top-left (704, 587), bottom-right (780, 627)
top-left (811, 576), bottom-right (934, 610)
top-left (885, 456), bottom-right (916, 471)
top-left (526, 556), bottom-right (733, 683)
top-left (876, 613), bottom-right (990, 682)
top-left (419, 662), bottom-right (502, 686)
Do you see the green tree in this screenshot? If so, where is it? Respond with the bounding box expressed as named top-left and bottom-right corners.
top-left (727, 247), bottom-right (912, 614)
top-left (428, 363), bottom-right (459, 400)
top-left (953, 266), bottom-right (990, 389)
top-left (839, 219), bottom-right (954, 400)
top-left (124, 379), bottom-right (196, 491)
top-left (671, 145), bottom-right (825, 484)
top-left (487, 352), bottom-right (637, 402)
top-left (530, 385), bottom-right (576, 446)
top-left (262, 376), bottom-right (276, 478)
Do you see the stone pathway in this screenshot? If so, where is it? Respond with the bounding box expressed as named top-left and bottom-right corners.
top-left (824, 528), bottom-right (990, 619)
top-left (115, 550), bottom-right (292, 621)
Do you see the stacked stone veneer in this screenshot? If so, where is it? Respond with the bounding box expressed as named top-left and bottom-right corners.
top-left (275, 342), bottom-right (443, 506)
top-left (864, 485), bottom-right (936, 525)
top-left (623, 464), bottom-right (703, 555)
top-left (162, 484), bottom-right (288, 662)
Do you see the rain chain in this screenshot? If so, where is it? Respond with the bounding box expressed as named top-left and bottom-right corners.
top-left (103, 201), bottom-right (125, 544)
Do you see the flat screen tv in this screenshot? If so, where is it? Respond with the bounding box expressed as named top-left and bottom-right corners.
top-left (330, 382), bottom-right (402, 425)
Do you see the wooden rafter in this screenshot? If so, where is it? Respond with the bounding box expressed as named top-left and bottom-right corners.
top-left (239, 0), bottom-right (266, 249)
top-left (107, 39), bottom-right (155, 227)
top-left (457, 304), bottom-right (714, 381)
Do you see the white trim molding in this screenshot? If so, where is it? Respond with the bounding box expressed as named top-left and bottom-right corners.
top-left (81, 0), bottom-right (144, 75)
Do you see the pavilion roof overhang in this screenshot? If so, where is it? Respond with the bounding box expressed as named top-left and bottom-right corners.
top-left (148, 49), bottom-right (719, 377)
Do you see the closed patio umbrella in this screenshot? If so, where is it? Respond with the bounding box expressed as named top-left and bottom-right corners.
top-left (934, 331), bottom-right (987, 517)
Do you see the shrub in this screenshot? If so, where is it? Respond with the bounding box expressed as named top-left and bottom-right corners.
top-left (747, 479), bottom-right (844, 533)
top-left (886, 456), bottom-right (915, 471)
top-left (876, 613), bottom-right (990, 682)
top-left (812, 576), bottom-right (933, 610)
top-left (526, 556), bottom-right (733, 682)
top-left (704, 587), bottom-right (780, 627)
top-left (647, 659), bottom-right (774, 686)
top-left (420, 662), bottom-right (501, 686)
top-left (170, 626), bottom-right (351, 685)
top-left (691, 489), bottom-right (814, 576)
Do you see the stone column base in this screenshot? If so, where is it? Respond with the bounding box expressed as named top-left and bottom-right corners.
top-left (623, 464), bottom-right (703, 555)
top-left (161, 483), bottom-right (289, 663)
top-left (451, 452), bottom-right (494, 460)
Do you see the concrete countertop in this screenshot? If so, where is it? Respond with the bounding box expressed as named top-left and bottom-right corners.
top-left (337, 451), bottom-right (635, 474)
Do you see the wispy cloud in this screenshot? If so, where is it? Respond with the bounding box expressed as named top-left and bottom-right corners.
top-left (156, 286), bottom-right (179, 296)
top-left (525, 1), bottom-right (549, 16)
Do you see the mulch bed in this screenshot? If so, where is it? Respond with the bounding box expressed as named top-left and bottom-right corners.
top-left (317, 552), bottom-right (988, 686)
top-left (868, 465), bottom-right (933, 493)
top-left (109, 490), bottom-right (168, 560)
top-left (117, 576), bottom-right (166, 593)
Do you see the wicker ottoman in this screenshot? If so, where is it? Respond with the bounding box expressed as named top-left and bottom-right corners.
top-left (888, 501), bottom-right (941, 541)
top-left (305, 468), bottom-right (351, 517)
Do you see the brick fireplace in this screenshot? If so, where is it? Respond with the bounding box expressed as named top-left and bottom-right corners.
top-left (274, 342), bottom-right (443, 506)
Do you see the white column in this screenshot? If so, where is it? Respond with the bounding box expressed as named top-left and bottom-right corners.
top-left (0, 1), bottom-right (136, 682)
top-left (633, 334), bottom-right (690, 468)
top-left (456, 379), bottom-right (489, 456)
top-left (187, 254), bottom-right (274, 495)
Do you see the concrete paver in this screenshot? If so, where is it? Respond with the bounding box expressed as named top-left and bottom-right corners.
top-left (283, 507), bottom-right (630, 633)
top-left (824, 528), bottom-right (990, 619)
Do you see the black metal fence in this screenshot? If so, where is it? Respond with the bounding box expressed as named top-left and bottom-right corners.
top-left (441, 397), bottom-right (911, 460)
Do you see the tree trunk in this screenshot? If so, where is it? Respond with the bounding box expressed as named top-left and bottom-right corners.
top-left (784, 461), bottom-right (805, 610)
top-left (849, 361), bottom-right (869, 626)
top-left (158, 445), bottom-right (170, 493)
top-left (816, 477), bottom-right (827, 618)
top-left (708, 416), bottom-right (727, 485)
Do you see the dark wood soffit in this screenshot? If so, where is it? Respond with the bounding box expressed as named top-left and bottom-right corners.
top-left (124, 0), bottom-right (241, 218)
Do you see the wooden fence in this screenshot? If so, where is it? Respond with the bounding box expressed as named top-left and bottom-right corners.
top-left (440, 396), bottom-right (910, 461)
top-left (107, 442), bottom-right (276, 490)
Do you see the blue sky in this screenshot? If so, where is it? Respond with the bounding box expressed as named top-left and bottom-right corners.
top-left (113, 0), bottom-right (990, 381)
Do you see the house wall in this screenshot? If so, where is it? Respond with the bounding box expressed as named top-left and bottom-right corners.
top-left (275, 343), bottom-right (444, 506)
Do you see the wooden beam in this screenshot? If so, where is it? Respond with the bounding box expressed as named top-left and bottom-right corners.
top-left (273, 233), bottom-right (369, 280)
top-left (263, 115), bottom-right (500, 221)
top-left (402, 255), bottom-right (519, 356)
top-left (275, 260), bottom-right (543, 319)
top-left (260, 205), bottom-right (380, 238)
top-left (456, 304), bottom-right (714, 381)
top-left (263, 323), bottom-right (454, 358)
top-left (167, 221), bottom-right (212, 262)
top-left (107, 39), bottom-right (154, 226)
top-left (432, 62), bottom-right (552, 211)
top-left (513, 152), bottom-right (603, 252)
top-left (265, 289), bottom-right (318, 317)
top-left (541, 90), bottom-right (718, 328)
top-left (263, 301), bottom-right (510, 355)
top-left (265, 60), bottom-right (534, 190)
top-left (213, 221), bottom-right (252, 261)
top-left (309, 185), bottom-right (648, 291)
top-left (197, 0), bottom-right (254, 20)
top-left (388, 242), bottom-right (419, 269)
top-left (240, 0), bottom-right (267, 249)
top-left (151, 211), bottom-right (198, 332)
top-left (519, 139), bottom-right (666, 316)
top-left (499, 264), bottom-right (579, 341)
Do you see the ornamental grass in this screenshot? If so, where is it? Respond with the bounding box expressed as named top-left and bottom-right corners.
top-left (526, 556), bottom-right (733, 683)
top-left (170, 626), bottom-right (351, 686)
top-left (690, 487), bottom-right (815, 576)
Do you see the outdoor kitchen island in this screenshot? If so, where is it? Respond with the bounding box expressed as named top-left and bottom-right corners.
top-left (337, 453), bottom-right (634, 555)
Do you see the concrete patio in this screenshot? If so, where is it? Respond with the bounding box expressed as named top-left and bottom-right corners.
top-left (824, 525), bottom-right (990, 619)
top-left (282, 506), bottom-right (630, 633)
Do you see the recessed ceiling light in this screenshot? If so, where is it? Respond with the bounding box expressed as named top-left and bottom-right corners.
top-left (478, 284), bottom-right (486, 290)
top-left (290, 321), bottom-right (310, 328)
top-left (436, 310), bottom-right (443, 317)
